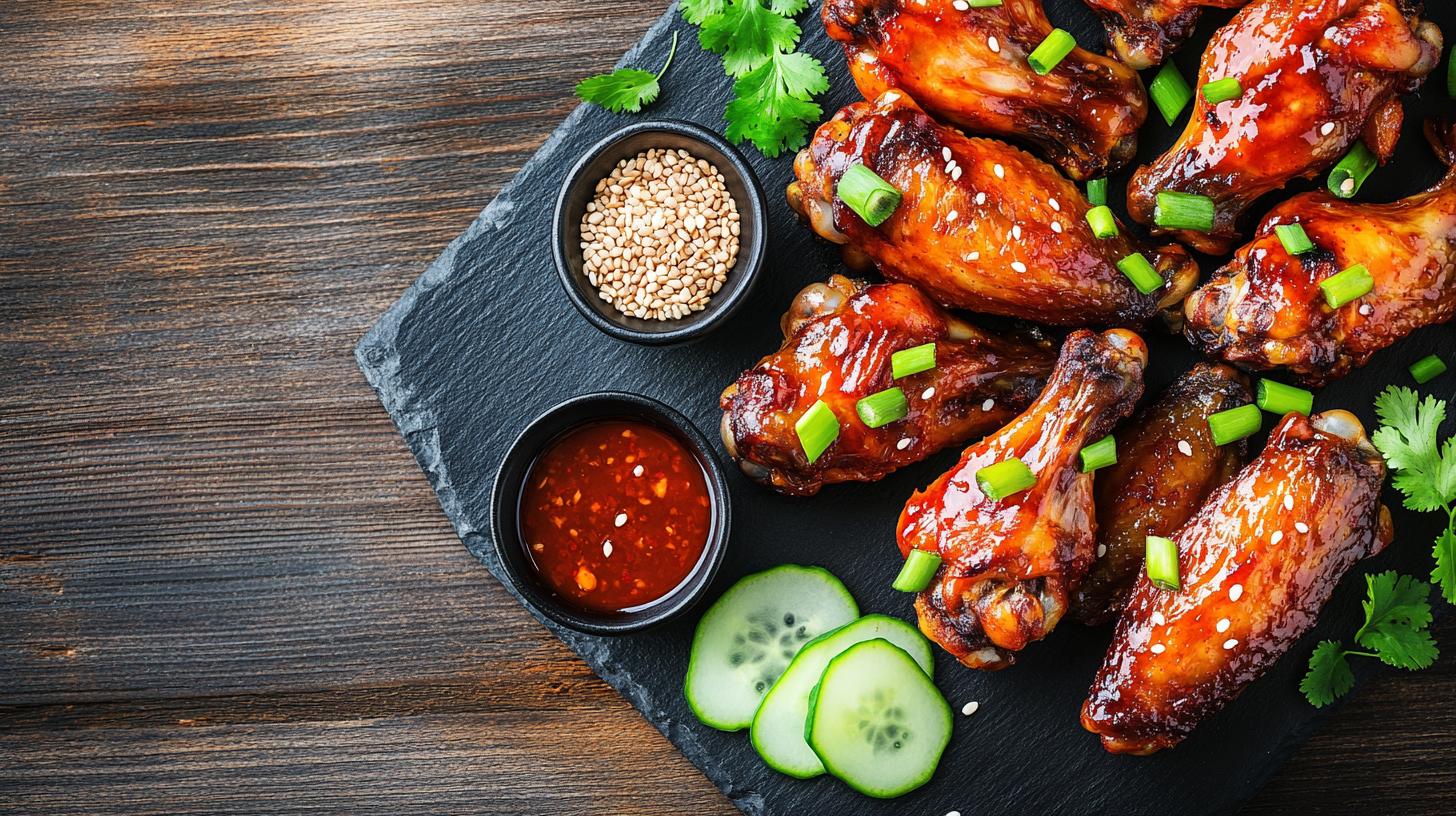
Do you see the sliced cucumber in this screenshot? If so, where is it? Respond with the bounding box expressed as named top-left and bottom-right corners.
top-left (807, 638), bottom-right (952, 798)
top-left (685, 565), bottom-right (858, 731)
top-left (751, 615), bottom-right (933, 778)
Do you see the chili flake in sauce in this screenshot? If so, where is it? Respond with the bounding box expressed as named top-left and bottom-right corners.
top-left (519, 420), bottom-right (712, 613)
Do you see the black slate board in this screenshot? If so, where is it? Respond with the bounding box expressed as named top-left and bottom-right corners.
top-left (356, 3), bottom-right (1456, 814)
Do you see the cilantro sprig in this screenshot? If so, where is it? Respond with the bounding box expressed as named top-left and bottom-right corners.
top-left (1372, 386), bottom-right (1456, 602)
top-left (1301, 571), bottom-right (1438, 707)
top-left (576, 32), bottom-right (680, 114)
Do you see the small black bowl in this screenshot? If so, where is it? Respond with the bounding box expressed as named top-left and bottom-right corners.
top-left (551, 120), bottom-right (768, 346)
top-left (490, 392), bottom-right (732, 635)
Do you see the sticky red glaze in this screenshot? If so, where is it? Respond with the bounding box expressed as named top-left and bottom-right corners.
top-left (519, 421), bottom-right (711, 613)
top-left (1084, 0), bottom-right (1250, 70)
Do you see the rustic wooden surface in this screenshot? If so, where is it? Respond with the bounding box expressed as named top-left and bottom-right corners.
top-left (1, 1), bottom-right (1452, 813)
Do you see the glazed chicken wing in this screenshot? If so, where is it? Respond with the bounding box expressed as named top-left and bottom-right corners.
top-left (1186, 120), bottom-right (1456, 388)
top-left (1082, 410), bottom-right (1392, 755)
top-left (1126, 0), bottom-right (1442, 254)
top-left (789, 92), bottom-right (1198, 329)
top-left (898, 329), bottom-right (1147, 670)
top-left (1070, 363), bottom-right (1250, 626)
top-left (720, 276), bottom-right (1055, 496)
top-left (1083, 0), bottom-right (1250, 70)
top-left (823, 0), bottom-right (1148, 179)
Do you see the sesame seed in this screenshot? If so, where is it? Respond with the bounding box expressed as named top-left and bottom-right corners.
top-left (633, 465), bottom-right (644, 477)
top-left (947, 811), bottom-right (963, 816)
top-left (1321, 122), bottom-right (1335, 136)
top-left (603, 541), bottom-right (614, 557)
top-left (968, 251), bottom-right (980, 260)
top-left (952, 166), bottom-right (963, 181)
top-left (1359, 303), bottom-right (1372, 315)
top-left (1284, 495), bottom-right (1294, 511)
top-left (975, 192), bottom-right (987, 205)
top-left (1050, 198), bottom-right (1060, 212)
top-left (1223, 638), bottom-right (1239, 650)
top-left (961, 701), bottom-right (979, 716)
top-left (1097, 543), bottom-right (1107, 557)
top-left (952, 0), bottom-right (969, 9)
top-left (1295, 522), bottom-right (1309, 533)
top-left (1271, 531), bottom-right (1283, 545)
top-left (1011, 261), bottom-right (1027, 273)
top-left (945, 160), bottom-right (958, 175)
top-left (994, 163), bottom-right (1005, 179)
top-left (615, 513), bottom-right (628, 527)
top-left (1151, 644), bottom-right (1166, 654)
top-left (947, 210), bottom-right (959, 222)
top-left (983, 398), bottom-right (995, 411)
top-left (1217, 618), bottom-right (1231, 633)
top-left (943, 146), bottom-right (953, 162)
top-left (1051, 221), bottom-right (1062, 233)
top-left (1178, 440), bottom-right (1193, 456)
top-left (989, 36), bottom-right (1000, 53)
top-left (922, 386), bottom-right (936, 400)
top-left (1151, 611), bottom-right (1166, 625)
top-left (1230, 584), bottom-right (1244, 602)
top-left (897, 438), bottom-right (912, 450)
top-left (1012, 224), bottom-right (1022, 240)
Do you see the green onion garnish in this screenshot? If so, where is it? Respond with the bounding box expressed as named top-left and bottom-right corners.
top-left (857, 387), bottom-right (908, 428)
top-left (795, 400), bottom-right (840, 464)
top-left (1208, 403), bottom-right (1261, 446)
top-left (1274, 223), bottom-right (1314, 256)
top-left (893, 549), bottom-right (943, 592)
top-left (967, 0), bottom-right (1004, 6)
top-left (1078, 436), bottom-right (1117, 473)
top-left (1328, 141), bottom-right (1376, 199)
top-left (1202, 77), bottom-right (1244, 105)
top-left (976, 458), bottom-right (1037, 501)
top-left (1149, 63), bottom-right (1193, 126)
top-left (1145, 536), bottom-right (1181, 592)
top-left (1257, 380), bottom-right (1313, 417)
top-left (1116, 253), bottom-right (1165, 295)
top-left (891, 342), bottom-right (936, 379)
top-left (1449, 48), bottom-right (1455, 98)
top-left (1086, 206), bottom-right (1118, 239)
top-left (1028, 29), bottom-right (1077, 75)
top-left (1086, 177), bottom-right (1108, 207)
top-left (1320, 264), bottom-right (1374, 308)
top-left (1410, 354), bottom-right (1447, 384)
top-left (1154, 191), bottom-right (1216, 232)
top-left (838, 164), bottom-right (903, 227)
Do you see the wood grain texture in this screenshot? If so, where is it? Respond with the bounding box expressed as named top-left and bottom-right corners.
top-left (0, 1), bottom-right (1451, 813)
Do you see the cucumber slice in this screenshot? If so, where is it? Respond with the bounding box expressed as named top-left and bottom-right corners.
top-left (751, 615), bottom-right (933, 778)
top-left (807, 638), bottom-right (952, 798)
top-left (685, 565), bottom-right (858, 731)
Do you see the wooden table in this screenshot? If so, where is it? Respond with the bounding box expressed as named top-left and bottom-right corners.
top-left (3, 1), bottom-right (1453, 812)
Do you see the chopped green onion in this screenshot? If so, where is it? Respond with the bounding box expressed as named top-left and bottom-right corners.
top-left (1410, 354), bottom-right (1447, 384)
top-left (891, 342), bottom-right (936, 379)
top-left (966, 0), bottom-right (1004, 6)
top-left (795, 400), bottom-right (840, 464)
top-left (1028, 29), bottom-right (1076, 75)
top-left (1449, 47), bottom-right (1455, 98)
top-left (1208, 403), bottom-right (1261, 446)
top-left (1145, 536), bottom-right (1181, 592)
top-left (893, 549), bottom-right (943, 592)
top-left (1116, 253), bottom-right (1165, 295)
top-left (1086, 206), bottom-right (1119, 239)
top-left (1078, 436), bottom-right (1117, 473)
top-left (1202, 77), bottom-right (1244, 105)
top-left (1319, 264), bottom-right (1374, 308)
top-left (1149, 63), bottom-right (1193, 126)
top-left (1257, 380), bottom-right (1314, 417)
top-left (856, 387), bottom-right (908, 428)
top-left (838, 164), bottom-right (902, 227)
top-left (1328, 141), bottom-right (1376, 199)
top-left (1274, 223), bottom-right (1315, 256)
top-left (976, 458), bottom-right (1036, 501)
top-left (1086, 177), bottom-right (1108, 207)
top-left (1154, 191), bottom-right (1216, 232)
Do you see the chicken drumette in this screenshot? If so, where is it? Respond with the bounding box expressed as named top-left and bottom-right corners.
top-left (1082, 0), bottom-right (1250, 70)
top-left (823, 0), bottom-right (1149, 179)
top-left (898, 329), bottom-right (1147, 670)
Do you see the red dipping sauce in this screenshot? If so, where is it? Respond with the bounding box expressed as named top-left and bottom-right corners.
top-left (518, 420), bottom-right (713, 613)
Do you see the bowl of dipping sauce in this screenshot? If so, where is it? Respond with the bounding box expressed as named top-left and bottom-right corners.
top-left (491, 392), bottom-right (731, 635)
top-left (552, 120), bottom-right (768, 346)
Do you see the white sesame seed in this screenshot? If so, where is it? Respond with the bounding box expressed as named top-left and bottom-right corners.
top-left (1097, 543), bottom-right (1107, 557)
top-left (1011, 261), bottom-right (1027, 273)
top-left (945, 160), bottom-right (957, 175)
top-left (952, 166), bottom-right (963, 181)
top-left (947, 811), bottom-right (963, 816)
top-left (1295, 522), bottom-right (1309, 533)
top-left (1223, 638), bottom-right (1239, 650)
top-left (947, 210), bottom-right (959, 222)
top-left (1151, 611), bottom-right (1166, 626)
top-left (603, 541), bottom-right (614, 557)
top-left (1217, 618), bottom-right (1231, 633)
top-left (983, 398), bottom-right (995, 411)
top-left (1151, 644), bottom-right (1166, 654)
top-left (1178, 440), bottom-right (1193, 456)
top-left (943, 146), bottom-right (953, 162)
top-left (1229, 584), bottom-right (1244, 602)
top-left (989, 36), bottom-right (1000, 53)
top-left (975, 192), bottom-right (987, 205)
top-left (1359, 303), bottom-right (1372, 315)
top-left (968, 251), bottom-right (980, 260)
top-left (1012, 224), bottom-right (1022, 240)
top-left (961, 701), bottom-right (979, 716)
top-left (1271, 531), bottom-right (1284, 545)
top-left (1284, 495), bottom-right (1294, 511)
top-left (1321, 122), bottom-right (1335, 136)
top-left (615, 513), bottom-right (628, 527)
top-left (633, 465), bottom-right (644, 477)
top-left (897, 438), bottom-right (912, 450)
top-left (994, 163), bottom-right (1005, 179)
top-left (922, 386), bottom-right (936, 400)
top-left (1050, 198), bottom-right (1060, 212)
top-left (1051, 221), bottom-right (1062, 233)
top-left (952, 0), bottom-right (969, 9)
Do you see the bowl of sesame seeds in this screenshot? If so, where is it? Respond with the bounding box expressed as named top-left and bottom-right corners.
top-left (552, 120), bottom-right (768, 345)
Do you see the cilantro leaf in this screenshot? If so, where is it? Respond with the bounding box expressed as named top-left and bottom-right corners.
top-left (1363, 623), bottom-right (1440, 670)
top-left (1372, 386), bottom-right (1456, 512)
top-left (1301, 641), bottom-right (1354, 707)
top-left (724, 49), bottom-right (827, 157)
top-left (770, 0), bottom-right (809, 14)
top-left (700, 0), bottom-right (801, 77)
top-left (681, 0), bottom-right (728, 25)
top-left (1358, 571), bottom-right (1435, 636)
top-left (575, 32), bottom-right (679, 114)
top-left (1435, 525), bottom-right (1456, 604)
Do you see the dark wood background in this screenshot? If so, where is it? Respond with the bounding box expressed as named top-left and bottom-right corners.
top-left (2, 1), bottom-right (1452, 812)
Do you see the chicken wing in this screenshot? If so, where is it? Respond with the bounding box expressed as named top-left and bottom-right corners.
top-left (1126, 0), bottom-right (1442, 255)
top-left (1185, 120), bottom-right (1456, 388)
top-left (788, 92), bottom-right (1198, 329)
top-left (1083, 0), bottom-right (1250, 70)
top-left (1082, 410), bottom-right (1392, 755)
top-left (823, 0), bottom-right (1148, 179)
top-left (1069, 363), bottom-right (1250, 626)
top-left (720, 276), bottom-right (1056, 496)
top-left (898, 329), bottom-right (1148, 670)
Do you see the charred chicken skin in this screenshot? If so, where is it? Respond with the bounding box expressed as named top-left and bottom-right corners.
top-left (1082, 410), bottom-right (1393, 755)
top-left (823, 0), bottom-right (1149, 180)
top-left (720, 276), bottom-right (1055, 497)
top-left (898, 329), bottom-right (1148, 670)
top-left (1126, 0), bottom-right (1443, 255)
top-left (1083, 0), bottom-right (1251, 70)
top-left (1186, 120), bottom-right (1456, 388)
top-left (1070, 363), bottom-right (1250, 627)
top-left (788, 92), bottom-right (1198, 329)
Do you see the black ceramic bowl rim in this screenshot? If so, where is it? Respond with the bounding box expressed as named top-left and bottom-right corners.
top-left (490, 391), bottom-right (732, 636)
top-left (551, 119), bottom-right (769, 346)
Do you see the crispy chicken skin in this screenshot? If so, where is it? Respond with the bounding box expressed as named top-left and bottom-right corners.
top-left (1070, 363), bottom-right (1250, 627)
top-left (1186, 120), bottom-right (1456, 388)
top-left (720, 276), bottom-right (1055, 496)
top-left (898, 330), bottom-right (1148, 670)
top-left (788, 92), bottom-right (1198, 329)
top-left (1082, 410), bottom-right (1393, 755)
top-left (1126, 0), bottom-right (1442, 255)
top-left (1083, 0), bottom-right (1251, 70)
top-left (823, 0), bottom-right (1149, 180)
